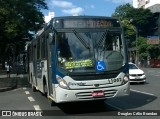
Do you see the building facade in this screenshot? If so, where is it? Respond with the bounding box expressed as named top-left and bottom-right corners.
top-left (133, 0), bottom-right (160, 11)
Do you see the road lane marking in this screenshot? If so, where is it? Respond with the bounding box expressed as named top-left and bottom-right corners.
top-left (28, 97), bottom-right (35, 102)
top-left (130, 89), bottom-right (155, 96)
top-left (33, 105), bottom-right (42, 111)
top-left (25, 91), bottom-right (30, 95)
top-left (23, 87), bottom-right (27, 90)
top-left (153, 74), bottom-right (160, 77)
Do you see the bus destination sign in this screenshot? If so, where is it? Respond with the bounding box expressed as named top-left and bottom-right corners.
top-left (57, 18), bottom-right (120, 28)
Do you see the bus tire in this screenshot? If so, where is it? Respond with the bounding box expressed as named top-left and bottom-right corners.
top-left (31, 74), bottom-right (36, 92)
top-left (43, 84), bottom-right (47, 97)
top-left (28, 73), bottom-right (30, 83)
top-left (51, 101), bottom-right (56, 106)
top-left (32, 84), bottom-right (36, 92)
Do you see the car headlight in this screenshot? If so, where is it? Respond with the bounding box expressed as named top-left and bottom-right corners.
top-left (121, 75), bottom-right (129, 85)
top-left (56, 76), bottom-right (69, 89)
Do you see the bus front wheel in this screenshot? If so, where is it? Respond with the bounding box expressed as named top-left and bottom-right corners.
top-left (32, 84), bottom-right (36, 92)
top-left (31, 74), bottom-right (36, 92)
top-left (43, 78), bottom-right (48, 97)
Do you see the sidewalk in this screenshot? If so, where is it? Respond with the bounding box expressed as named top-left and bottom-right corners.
top-left (0, 77), bottom-right (17, 92)
top-left (0, 65), bottom-right (28, 92)
top-left (0, 74), bottom-right (28, 92)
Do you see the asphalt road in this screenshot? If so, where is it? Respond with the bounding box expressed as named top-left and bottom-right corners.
top-left (0, 68), bottom-right (160, 119)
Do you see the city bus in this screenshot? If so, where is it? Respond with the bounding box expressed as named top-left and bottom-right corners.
top-left (28, 16), bottom-right (130, 104)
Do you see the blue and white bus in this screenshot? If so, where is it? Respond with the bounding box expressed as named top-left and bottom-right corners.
top-left (28, 16), bottom-right (129, 104)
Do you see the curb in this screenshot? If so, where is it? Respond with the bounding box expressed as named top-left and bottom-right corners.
top-left (0, 85), bottom-right (17, 92)
top-left (0, 74), bottom-right (28, 78)
top-left (0, 78), bottom-right (17, 92)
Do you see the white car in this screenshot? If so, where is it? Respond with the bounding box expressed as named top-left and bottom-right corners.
top-left (129, 62), bottom-right (146, 83)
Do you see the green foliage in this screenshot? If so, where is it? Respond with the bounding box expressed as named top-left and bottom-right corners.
top-left (121, 20), bottom-right (135, 37)
top-left (126, 8), bottom-right (156, 37)
top-left (0, 0), bottom-right (48, 63)
top-left (112, 4), bottom-right (159, 61)
top-left (136, 37), bottom-right (148, 60)
top-left (132, 37), bottom-right (160, 60)
top-left (0, 0), bottom-right (48, 39)
top-left (121, 20), bottom-right (136, 47)
top-left (112, 4), bottom-right (156, 37)
top-left (147, 44), bottom-right (160, 59)
top-left (139, 52), bottom-right (149, 60)
top-left (112, 4), bottom-right (134, 20)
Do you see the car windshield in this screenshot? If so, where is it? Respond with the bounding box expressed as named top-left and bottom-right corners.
top-left (57, 30), bottom-right (124, 73)
top-left (129, 64), bottom-right (138, 69)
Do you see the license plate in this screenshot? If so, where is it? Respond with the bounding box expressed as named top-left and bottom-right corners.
top-left (92, 91), bottom-right (104, 97)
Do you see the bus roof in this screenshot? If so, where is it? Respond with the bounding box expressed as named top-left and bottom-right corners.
top-left (52, 16), bottom-right (119, 20)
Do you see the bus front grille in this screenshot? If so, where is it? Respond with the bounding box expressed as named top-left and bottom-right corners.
top-left (76, 90), bottom-right (117, 100)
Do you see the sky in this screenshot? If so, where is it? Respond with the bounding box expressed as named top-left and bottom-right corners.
top-left (43, 0), bottom-right (133, 23)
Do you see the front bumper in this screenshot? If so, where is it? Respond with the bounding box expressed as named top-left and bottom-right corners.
top-left (129, 75), bottom-right (146, 83)
top-left (54, 82), bottom-right (130, 103)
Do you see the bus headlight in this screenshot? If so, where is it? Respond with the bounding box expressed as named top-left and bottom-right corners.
top-left (121, 75), bottom-right (129, 85)
top-left (56, 76), bottom-right (69, 89)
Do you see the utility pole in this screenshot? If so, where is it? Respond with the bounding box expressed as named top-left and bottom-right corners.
top-left (130, 19), bottom-right (138, 65)
top-left (135, 26), bottom-right (138, 65)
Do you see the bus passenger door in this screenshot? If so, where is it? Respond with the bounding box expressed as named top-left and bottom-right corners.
top-left (47, 32), bottom-right (55, 97)
top-left (32, 42), bottom-right (37, 87)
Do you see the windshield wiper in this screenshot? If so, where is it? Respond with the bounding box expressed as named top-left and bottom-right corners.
top-left (95, 30), bottom-right (108, 48)
top-left (73, 29), bottom-right (90, 49)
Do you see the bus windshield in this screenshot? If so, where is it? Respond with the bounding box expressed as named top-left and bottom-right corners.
top-left (57, 30), bottom-right (124, 73)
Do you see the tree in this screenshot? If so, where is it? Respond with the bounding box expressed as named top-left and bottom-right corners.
top-left (112, 4), bottom-right (157, 39)
top-left (126, 8), bottom-right (157, 37)
top-left (147, 44), bottom-right (160, 59)
top-left (134, 37), bottom-right (149, 60)
top-left (0, 0), bottom-right (48, 40)
top-left (120, 19), bottom-right (136, 47)
top-left (0, 0), bottom-right (48, 68)
top-left (132, 36), bottom-right (160, 60)
top-left (112, 4), bottom-right (134, 20)
top-left (112, 4), bottom-right (159, 65)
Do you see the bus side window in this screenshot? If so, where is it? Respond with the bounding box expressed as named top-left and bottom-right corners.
top-left (49, 33), bottom-right (55, 45)
top-left (41, 36), bottom-right (46, 59)
top-left (37, 38), bottom-right (41, 60)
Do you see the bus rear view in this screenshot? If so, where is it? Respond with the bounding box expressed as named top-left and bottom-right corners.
top-left (29, 16), bottom-right (129, 103)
